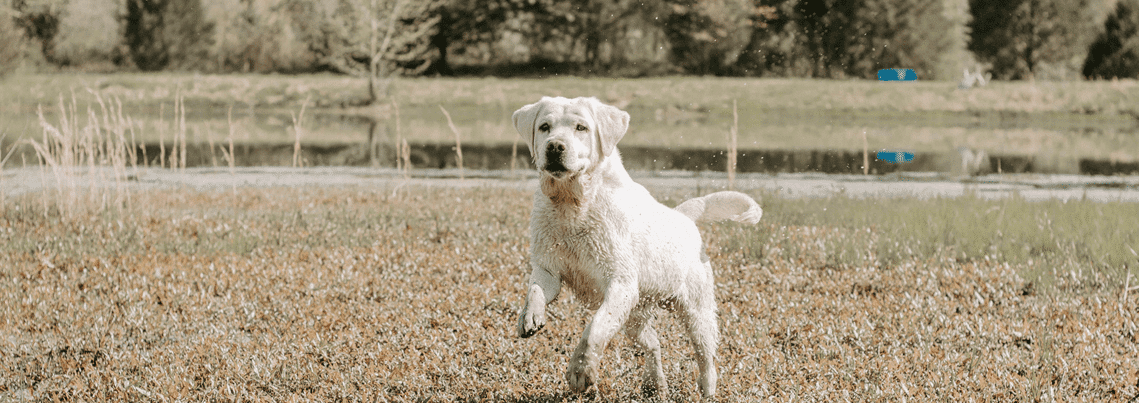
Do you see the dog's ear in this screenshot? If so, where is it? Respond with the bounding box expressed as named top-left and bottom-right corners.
top-left (585, 98), bottom-right (630, 157)
top-left (512, 99), bottom-right (546, 160)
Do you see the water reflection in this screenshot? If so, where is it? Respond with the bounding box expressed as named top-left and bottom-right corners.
top-left (5, 104), bottom-right (1139, 175)
top-left (13, 141), bottom-right (1113, 176)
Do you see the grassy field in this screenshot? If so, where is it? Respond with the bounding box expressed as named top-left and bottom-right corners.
top-left (1, 74), bottom-right (1138, 401)
top-left (3, 73), bottom-right (1139, 115)
top-left (1, 183), bottom-right (1137, 401)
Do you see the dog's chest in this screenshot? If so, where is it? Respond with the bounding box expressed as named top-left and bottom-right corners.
top-left (532, 206), bottom-right (626, 306)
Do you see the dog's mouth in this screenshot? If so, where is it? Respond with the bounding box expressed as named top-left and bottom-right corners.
top-left (543, 160), bottom-right (570, 177)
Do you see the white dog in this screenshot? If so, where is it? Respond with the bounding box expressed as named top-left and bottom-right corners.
top-left (512, 96), bottom-right (762, 398)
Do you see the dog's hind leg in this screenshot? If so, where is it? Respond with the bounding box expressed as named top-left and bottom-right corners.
top-left (624, 305), bottom-right (668, 397)
top-left (678, 292), bottom-right (719, 398)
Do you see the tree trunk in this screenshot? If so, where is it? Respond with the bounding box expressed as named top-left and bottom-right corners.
top-left (369, 0), bottom-right (379, 102)
top-left (368, 0), bottom-right (404, 104)
top-left (430, 8), bottom-right (453, 76)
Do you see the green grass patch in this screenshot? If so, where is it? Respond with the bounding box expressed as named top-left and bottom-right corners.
top-left (4, 74), bottom-right (1139, 116)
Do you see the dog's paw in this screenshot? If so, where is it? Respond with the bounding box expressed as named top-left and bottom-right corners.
top-left (517, 304), bottom-right (546, 338)
top-left (565, 355), bottom-right (596, 393)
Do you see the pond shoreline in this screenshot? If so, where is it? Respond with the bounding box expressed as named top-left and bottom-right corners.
top-left (5, 141), bottom-right (1139, 176)
top-left (5, 166), bottom-right (1138, 202)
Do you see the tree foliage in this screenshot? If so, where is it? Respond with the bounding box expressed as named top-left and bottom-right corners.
top-left (54, 0), bottom-right (122, 67)
top-left (1, 0), bottom-right (1122, 81)
top-left (289, 0), bottom-right (429, 76)
top-left (1082, 0), bottom-right (1139, 79)
top-left (208, 0), bottom-right (297, 73)
top-left (735, 0), bottom-right (967, 80)
top-left (485, 0), bottom-right (670, 74)
top-left (843, 0), bottom-right (964, 80)
top-left (0, 4), bottom-right (23, 77)
top-left (124, 0), bottom-right (214, 71)
top-left (663, 0), bottom-right (758, 75)
top-left (428, 0), bottom-right (519, 74)
top-left (11, 0), bottom-right (59, 65)
top-left (969, 0), bottom-right (1095, 80)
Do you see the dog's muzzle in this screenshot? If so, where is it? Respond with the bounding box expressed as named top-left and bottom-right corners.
top-left (543, 140), bottom-right (569, 175)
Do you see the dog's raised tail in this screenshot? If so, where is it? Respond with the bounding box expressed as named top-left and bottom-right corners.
top-left (674, 191), bottom-right (762, 224)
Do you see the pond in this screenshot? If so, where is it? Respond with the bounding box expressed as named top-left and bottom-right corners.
top-left (3, 100), bottom-right (1138, 175)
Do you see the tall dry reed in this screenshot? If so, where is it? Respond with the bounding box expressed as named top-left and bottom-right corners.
top-left (862, 129), bottom-right (869, 175)
top-left (291, 95), bottom-right (311, 167)
top-left (206, 128), bottom-right (218, 167)
top-left (439, 105), bottom-right (463, 179)
top-left (727, 99), bottom-right (738, 190)
top-left (0, 131), bottom-right (23, 215)
top-left (24, 93), bottom-right (136, 220)
top-left (158, 102), bottom-right (166, 168)
top-left (221, 105), bottom-right (238, 195)
top-left (396, 102), bottom-right (411, 179)
top-left (177, 89), bottom-right (187, 171)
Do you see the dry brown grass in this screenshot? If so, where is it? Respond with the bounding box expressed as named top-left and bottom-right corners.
top-left (1, 185), bottom-right (1137, 402)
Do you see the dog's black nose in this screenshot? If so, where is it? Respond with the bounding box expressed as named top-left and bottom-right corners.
top-left (547, 141), bottom-right (566, 154)
top-left (544, 141), bottom-right (568, 173)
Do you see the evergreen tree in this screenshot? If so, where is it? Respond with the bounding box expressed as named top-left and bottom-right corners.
top-left (843, 0), bottom-right (963, 80)
top-left (11, 0), bottom-right (60, 65)
top-left (662, 0), bottom-right (756, 76)
top-left (124, 0), bottom-right (214, 71)
top-left (522, 0), bottom-right (661, 72)
top-left (970, 0), bottom-right (1092, 80)
top-left (427, 0), bottom-right (576, 75)
top-left (1082, 0), bottom-right (1139, 79)
top-left (735, 0), bottom-right (967, 80)
top-left (735, 0), bottom-right (810, 77)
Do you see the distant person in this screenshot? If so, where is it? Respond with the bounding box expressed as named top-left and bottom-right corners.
top-left (957, 146), bottom-right (989, 176)
top-left (958, 68), bottom-right (990, 89)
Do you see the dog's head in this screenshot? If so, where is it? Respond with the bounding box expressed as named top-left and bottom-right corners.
top-left (512, 97), bottom-right (630, 179)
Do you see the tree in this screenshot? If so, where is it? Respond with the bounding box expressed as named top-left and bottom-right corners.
top-left (932, 0), bottom-right (975, 81)
top-left (1082, 0), bottom-right (1139, 79)
top-left (290, 0), bottom-right (440, 102)
top-left (734, 0), bottom-right (810, 77)
top-left (203, 0), bottom-right (325, 74)
top-left (969, 0), bottom-right (1091, 80)
top-left (796, 0), bottom-right (857, 78)
top-left (11, 0), bottom-right (60, 65)
top-left (732, 0), bottom-right (866, 78)
top-left (842, 0), bottom-right (965, 80)
top-left (54, 0), bottom-right (122, 67)
top-left (0, 4), bottom-right (23, 77)
top-left (733, 0), bottom-right (971, 80)
top-left (663, 0), bottom-right (759, 75)
top-left (427, 0), bottom-right (559, 75)
top-left (368, 0), bottom-right (441, 98)
top-left (524, 0), bottom-right (643, 71)
top-left (485, 0), bottom-right (673, 75)
top-left (124, 0), bottom-right (214, 71)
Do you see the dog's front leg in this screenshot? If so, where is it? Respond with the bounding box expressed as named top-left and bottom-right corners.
top-left (566, 279), bottom-right (638, 393)
top-left (518, 267), bottom-right (560, 338)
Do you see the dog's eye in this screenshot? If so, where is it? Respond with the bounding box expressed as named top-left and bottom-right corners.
top-left (576, 124), bottom-right (587, 131)
top-left (539, 123), bottom-right (550, 132)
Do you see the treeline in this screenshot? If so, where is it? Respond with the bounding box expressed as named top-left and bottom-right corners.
top-left (1, 0), bottom-right (1138, 81)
